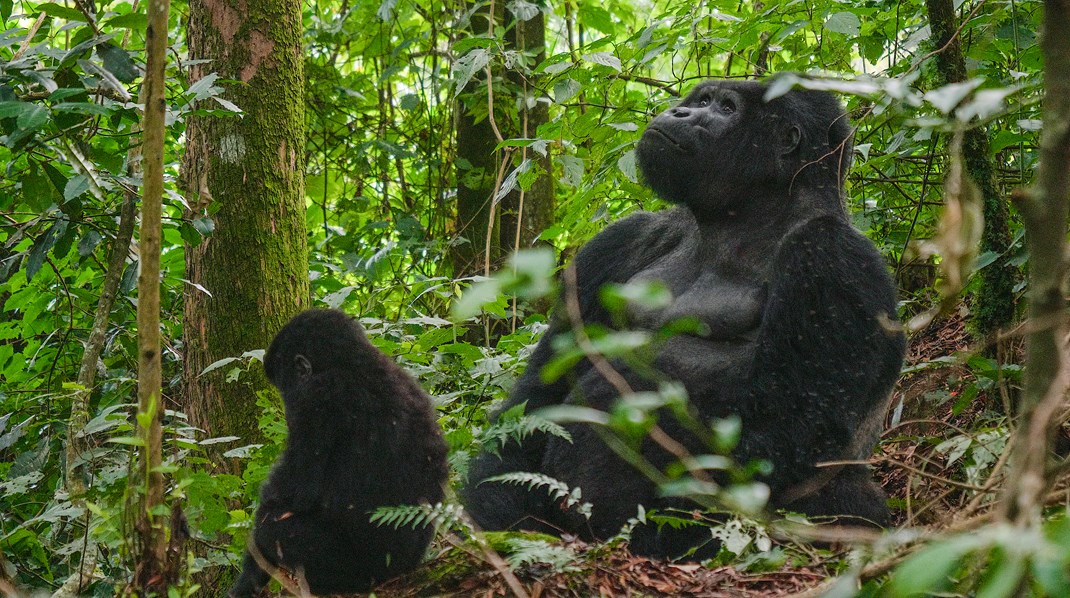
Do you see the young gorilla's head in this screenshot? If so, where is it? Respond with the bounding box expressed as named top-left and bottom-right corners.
top-left (264, 309), bottom-right (370, 396)
top-left (635, 79), bottom-right (852, 218)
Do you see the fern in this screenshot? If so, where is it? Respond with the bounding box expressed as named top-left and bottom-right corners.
top-left (479, 410), bottom-right (572, 456)
top-left (501, 537), bottom-right (580, 572)
top-left (370, 502), bottom-right (466, 531)
top-left (484, 472), bottom-right (592, 519)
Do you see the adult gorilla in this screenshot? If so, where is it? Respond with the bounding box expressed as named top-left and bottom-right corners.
top-left (463, 79), bottom-right (906, 558)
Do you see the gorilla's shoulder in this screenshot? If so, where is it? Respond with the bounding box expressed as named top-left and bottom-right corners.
top-left (579, 208), bottom-right (693, 259)
top-left (777, 213), bottom-right (897, 308)
top-left (780, 213), bottom-right (880, 256)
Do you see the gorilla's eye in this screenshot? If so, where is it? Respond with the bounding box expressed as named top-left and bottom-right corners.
top-left (697, 97), bottom-right (711, 108)
top-left (721, 99), bottom-right (737, 114)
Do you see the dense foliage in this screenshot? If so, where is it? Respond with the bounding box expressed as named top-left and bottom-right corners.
top-left (0, 0), bottom-right (1056, 595)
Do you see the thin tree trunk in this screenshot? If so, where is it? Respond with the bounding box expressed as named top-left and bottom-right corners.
top-left (926, 0), bottom-right (1018, 342)
top-left (181, 0), bottom-right (309, 443)
top-left (997, 0), bottom-right (1070, 526)
top-left (133, 0), bottom-right (169, 590)
top-left (501, 8), bottom-right (553, 255)
top-left (454, 1), bottom-right (554, 288)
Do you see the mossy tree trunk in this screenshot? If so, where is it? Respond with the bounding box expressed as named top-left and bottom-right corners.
top-left (181, 0), bottom-right (308, 443)
top-left (926, 0), bottom-right (1018, 342)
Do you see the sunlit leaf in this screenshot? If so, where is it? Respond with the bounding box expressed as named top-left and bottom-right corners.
top-left (824, 11), bottom-right (860, 36)
top-left (581, 52), bottom-right (621, 72)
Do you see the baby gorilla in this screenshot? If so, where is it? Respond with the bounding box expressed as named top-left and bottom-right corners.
top-left (230, 309), bottom-right (448, 597)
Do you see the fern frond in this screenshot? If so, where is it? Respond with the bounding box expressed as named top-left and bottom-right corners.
top-left (370, 502), bottom-right (467, 531)
top-left (480, 414), bottom-right (571, 455)
top-left (483, 472), bottom-right (592, 519)
top-left (502, 537), bottom-right (579, 572)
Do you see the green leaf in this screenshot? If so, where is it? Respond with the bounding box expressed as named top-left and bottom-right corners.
top-left (541, 346), bottom-right (585, 382)
top-left (888, 534), bottom-right (987, 596)
top-left (617, 150), bottom-right (637, 183)
top-left (36, 2), bottom-right (85, 21)
top-left (107, 436), bottom-right (146, 446)
top-left (553, 78), bottom-right (582, 104)
top-left (722, 482), bottom-right (770, 513)
top-left (976, 549), bottom-right (1025, 598)
top-left (201, 357), bottom-right (238, 376)
top-left (76, 230), bottom-right (101, 257)
top-left (824, 12), bottom-right (860, 36)
top-left (535, 405), bottom-right (610, 426)
top-left (600, 280), bottom-right (672, 315)
top-left (377, 0), bottom-right (397, 20)
top-left (192, 216), bottom-right (215, 236)
top-left (1, 0), bottom-right (12, 22)
top-left (712, 416), bottom-right (741, 452)
top-left (97, 43), bottom-right (139, 83)
top-left (582, 52), bottom-right (621, 72)
top-left (507, 0), bottom-right (540, 21)
top-left (578, 5), bottom-right (614, 36)
top-left (20, 167), bottom-right (56, 211)
top-left (104, 12), bottom-right (148, 30)
top-left (452, 49), bottom-right (491, 96)
top-left (558, 155), bottom-right (583, 188)
top-left (17, 104), bottom-right (48, 131)
top-left (186, 72), bottom-right (219, 101)
top-left (51, 102), bottom-right (113, 116)
top-left (452, 276), bottom-right (504, 320)
top-left (438, 342), bottom-right (484, 365)
top-left (61, 35), bottom-right (110, 69)
top-left (0, 100), bottom-right (31, 119)
top-left (925, 79), bottom-right (984, 114)
top-left (25, 217), bottom-right (68, 281)
top-left (63, 175), bottom-right (88, 201)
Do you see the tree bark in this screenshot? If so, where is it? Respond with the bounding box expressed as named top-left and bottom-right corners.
top-left (925, 0), bottom-right (1018, 341)
top-left (454, 96), bottom-right (501, 278)
top-left (181, 0), bottom-right (308, 443)
top-left (133, 0), bottom-right (169, 590)
top-left (997, 0), bottom-right (1070, 526)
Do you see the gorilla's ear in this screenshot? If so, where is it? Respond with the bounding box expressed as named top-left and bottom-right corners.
top-left (779, 124), bottom-right (801, 156)
top-left (294, 354), bottom-right (312, 380)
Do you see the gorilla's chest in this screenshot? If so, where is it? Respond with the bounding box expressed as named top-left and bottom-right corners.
top-left (626, 232), bottom-right (768, 392)
top-left (627, 238), bottom-right (766, 340)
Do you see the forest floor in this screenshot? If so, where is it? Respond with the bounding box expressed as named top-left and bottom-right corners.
top-left (271, 315), bottom-right (988, 597)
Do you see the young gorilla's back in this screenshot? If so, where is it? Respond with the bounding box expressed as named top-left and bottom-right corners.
top-left (230, 309), bottom-right (448, 596)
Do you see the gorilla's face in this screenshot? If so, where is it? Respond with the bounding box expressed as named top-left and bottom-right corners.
top-left (636, 81), bottom-right (802, 218)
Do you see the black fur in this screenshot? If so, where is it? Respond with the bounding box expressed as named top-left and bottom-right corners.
top-left (462, 79), bottom-right (905, 558)
top-left (229, 309), bottom-right (448, 596)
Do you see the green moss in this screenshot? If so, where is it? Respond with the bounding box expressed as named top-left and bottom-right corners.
top-left (182, 0), bottom-right (309, 442)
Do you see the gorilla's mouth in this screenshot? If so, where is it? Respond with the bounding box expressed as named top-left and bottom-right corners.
top-left (644, 127), bottom-right (686, 152)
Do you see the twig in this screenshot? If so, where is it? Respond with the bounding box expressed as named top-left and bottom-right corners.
top-left (11, 12), bottom-right (47, 61)
top-left (246, 539), bottom-right (305, 597)
top-left (446, 522), bottom-right (529, 598)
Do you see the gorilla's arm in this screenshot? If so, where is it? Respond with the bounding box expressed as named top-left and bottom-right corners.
top-left (464, 210), bottom-right (687, 530)
top-left (511, 210), bottom-right (689, 409)
top-left (263, 376), bottom-right (350, 512)
top-left (738, 215), bottom-right (905, 494)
